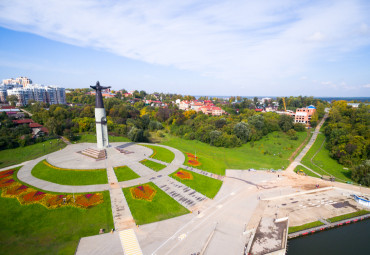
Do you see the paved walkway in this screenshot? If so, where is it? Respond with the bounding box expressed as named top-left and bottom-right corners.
top-left (181, 165), bottom-right (223, 180)
top-left (105, 148), bottom-right (135, 231)
top-left (153, 175), bottom-right (207, 210)
top-left (17, 154), bottom-right (109, 193)
top-left (286, 114), bottom-right (328, 173)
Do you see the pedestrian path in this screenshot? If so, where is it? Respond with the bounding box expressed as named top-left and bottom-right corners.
top-left (105, 149), bottom-right (135, 231)
top-left (297, 163), bottom-right (322, 177)
top-left (17, 155), bottom-right (109, 193)
top-left (153, 176), bottom-right (206, 210)
top-left (181, 165), bottom-right (222, 180)
top-left (287, 114), bottom-right (328, 173)
top-left (126, 161), bottom-right (155, 177)
top-left (147, 157), bottom-right (170, 166)
top-left (119, 229), bottom-right (143, 255)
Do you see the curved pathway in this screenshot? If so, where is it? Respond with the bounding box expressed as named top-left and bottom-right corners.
top-left (15, 142), bottom-right (207, 210)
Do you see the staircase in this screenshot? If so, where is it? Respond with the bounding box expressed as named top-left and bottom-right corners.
top-left (79, 148), bottom-right (106, 160)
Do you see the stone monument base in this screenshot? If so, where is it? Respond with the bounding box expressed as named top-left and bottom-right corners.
top-left (78, 147), bottom-right (107, 161)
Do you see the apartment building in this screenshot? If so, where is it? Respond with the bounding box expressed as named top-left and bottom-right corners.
top-left (2, 77), bottom-right (32, 87)
top-left (4, 84), bottom-right (66, 106)
top-left (293, 105), bottom-right (316, 125)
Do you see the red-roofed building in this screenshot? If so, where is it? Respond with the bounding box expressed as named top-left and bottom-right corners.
top-left (29, 123), bottom-right (43, 128)
top-left (12, 119), bottom-right (34, 125)
top-left (191, 102), bottom-right (204, 111)
top-left (200, 106), bottom-right (225, 116)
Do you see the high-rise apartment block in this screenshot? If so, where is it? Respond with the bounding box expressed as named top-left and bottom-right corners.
top-left (2, 76), bottom-right (32, 87)
top-left (0, 77), bottom-right (66, 106)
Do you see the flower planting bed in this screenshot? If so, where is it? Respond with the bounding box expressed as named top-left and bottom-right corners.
top-left (130, 184), bottom-right (157, 202)
top-left (186, 153), bottom-right (201, 166)
top-left (174, 169), bottom-right (193, 180)
top-left (0, 168), bottom-right (103, 209)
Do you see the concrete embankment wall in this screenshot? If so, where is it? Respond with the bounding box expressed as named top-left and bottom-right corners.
top-left (288, 214), bottom-right (370, 239)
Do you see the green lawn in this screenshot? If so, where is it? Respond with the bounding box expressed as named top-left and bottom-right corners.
top-left (31, 160), bottom-right (108, 185)
top-left (0, 139), bottom-right (66, 169)
top-left (0, 190), bottom-right (113, 255)
top-left (113, 166), bottom-right (140, 182)
top-left (140, 144), bottom-right (175, 163)
top-left (288, 221), bottom-right (324, 234)
top-left (170, 169), bottom-right (223, 198)
top-left (327, 210), bottom-right (370, 223)
top-left (293, 165), bottom-right (321, 178)
top-left (75, 133), bottom-right (130, 143)
top-left (122, 182), bottom-right (189, 225)
top-left (161, 131), bottom-right (308, 175)
top-left (301, 133), bottom-right (352, 183)
top-left (140, 159), bottom-right (167, 172)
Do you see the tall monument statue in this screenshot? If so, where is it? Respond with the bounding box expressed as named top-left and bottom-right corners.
top-left (90, 81), bottom-right (110, 149)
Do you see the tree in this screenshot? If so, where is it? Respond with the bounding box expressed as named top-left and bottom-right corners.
top-left (233, 122), bottom-right (251, 143)
top-left (279, 114), bottom-right (294, 132)
top-left (128, 127), bottom-right (146, 142)
top-left (209, 130), bottom-right (222, 146)
top-left (351, 160), bottom-right (370, 186)
top-left (248, 115), bottom-right (264, 130)
top-left (6, 95), bottom-right (18, 106)
top-left (310, 112), bottom-right (319, 127)
top-left (287, 129), bottom-right (298, 140)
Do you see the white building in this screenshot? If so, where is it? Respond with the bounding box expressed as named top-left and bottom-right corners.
top-left (5, 84), bottom-right (66, 106)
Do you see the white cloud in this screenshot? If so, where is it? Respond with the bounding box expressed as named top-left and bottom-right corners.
top-left (363, 84), bottom-right (370, 88)
top-left (308, 32), bottom-right (324, 41)
top-left (0, 0), bottom-right (369, 94)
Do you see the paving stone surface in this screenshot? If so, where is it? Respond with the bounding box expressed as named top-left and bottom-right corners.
top-left (152, 175), bottom-right (206, 210)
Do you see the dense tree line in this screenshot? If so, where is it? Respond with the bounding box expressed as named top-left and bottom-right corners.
top-left (1, 91), bottom-right (327, 150)
top-left (0, 112), bottom-right (48, 149)
top-left (324, 101), bottom-right (370, 185)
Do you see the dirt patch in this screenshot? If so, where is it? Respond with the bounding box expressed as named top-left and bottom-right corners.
top-left (292, 183), bottom-right (329, 191)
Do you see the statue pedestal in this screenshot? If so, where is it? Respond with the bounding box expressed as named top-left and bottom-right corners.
top-left (78, 147), bottom-right (107, 161)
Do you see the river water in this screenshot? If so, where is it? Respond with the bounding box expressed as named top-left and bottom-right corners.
top-left (286, 219), bottom-right (370, 255)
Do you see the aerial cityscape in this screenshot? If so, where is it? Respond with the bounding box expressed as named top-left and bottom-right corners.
top-left (0, 1), bottom-right (369, 255)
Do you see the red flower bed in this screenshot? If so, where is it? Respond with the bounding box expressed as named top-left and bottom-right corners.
top-left (0, 169), bottom-right (15, 179)
top-left (75, 193), bottom-right (103, 208)
top-left (4, 184), bottom-right (29, 196)
top-left (186, 153), bottom-right (201, 166)
top-left (175, 170), bottom-right (193, 180)
top-left (0, 178), bottom-right (15, 187)
top-left (0, 169), bottom-right (104, 209)
top-left (22, 191), bottom-right (46, 203)
top-left (130, 184), bottom-right (156, 201)
top-left (46, 195), bottom-right (65, 208)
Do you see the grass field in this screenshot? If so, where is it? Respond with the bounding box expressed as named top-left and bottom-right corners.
top-left (113, 166), bottom-right (140, 182)
top-left (301, 133), bottom-right (352, 183)
top-left (0, 139), bottom-right (66, 169)
top-left (122, 182), bottom-right (189, 225)
top-left (140, 159), bottom-right (167, 172)
top-left (293, 165), bottom-right (321, 178)
top-left (288, 221), bottom-right (324, 234)
top-left (140, 144), bottom-right (175, 163)
top-left (161, 131), bottom-right (308, 175)
top-left (0, 190), bottom-right (113, 255)
top-left (327, 210), bottom-right (370, 223)
top-left (170, 169), bottom-right (223, 198)
top-left (74, 133), bottom-right (130, 143)
top-left (31, 160), bottom-right (108, 185)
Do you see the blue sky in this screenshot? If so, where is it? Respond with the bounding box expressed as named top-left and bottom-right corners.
top-left (0, 0), bottom-right (369, 97)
